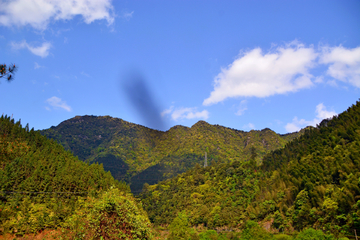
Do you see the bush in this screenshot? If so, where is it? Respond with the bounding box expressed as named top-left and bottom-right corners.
top-left (199, 230), bottom-right (219, 240)
top-left (295, 228), bottom-right (334, 240)
top-left (239, 220), bottom-right (274, 240)
top-left (168, 211), bottom-right (197, 240)
top-left (63, 187), bottom-right (153, 239)
top-left (274, 234), bottom-right (293, 240)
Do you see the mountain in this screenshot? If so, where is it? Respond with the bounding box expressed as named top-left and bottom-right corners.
top-left (40, 116), bottom-right (303, 193)
top-left (0, 115), bottom-right (152, 239)
top-left (139, 100), bottom-right (360, 236)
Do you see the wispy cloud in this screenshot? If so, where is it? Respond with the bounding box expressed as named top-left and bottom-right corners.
top-left (285, 103), bottom-right (337, 132)
top-left (45, 96), bottom-right (72, 112)
top-left (235, 100), bottom-right (248, 116)
top-left (162, 106), bottom-right (209, 121)
top-left (81, 71), bottom-right (91, 78)
top-left (11, 40), bottom-right (51, 58)
top-left (161, 106), bottom-right (174, 117)
top-left (0, 0), bottom-right (115, 30)
top-left (122, 10), bottom-right (134, 21)
top-left (203, 41), bottom-right (317, 105)
top-left (243, 123), bottom-right (255, 130)
top-left (34, 62), bottom-right (44, 69)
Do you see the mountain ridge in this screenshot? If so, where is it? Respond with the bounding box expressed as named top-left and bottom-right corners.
top-left (40, 115), bottom-right (305, 193)
top-left (139, 100), bottom-right (360, 236)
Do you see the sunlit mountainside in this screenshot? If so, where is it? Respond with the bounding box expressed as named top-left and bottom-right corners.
top-left (2, 100), bottom-right (360, 239)
top-left (40, 116), bottom-right (304, 193)
top-left (0, 115), bottom-right (152, 239)
top-left (140, 100), bottom-right (360, 238)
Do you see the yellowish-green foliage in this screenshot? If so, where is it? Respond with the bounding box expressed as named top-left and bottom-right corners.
top-left (167, 211), bottom-right (195, 240)
top-left (0, 115), bottom-right (151, 238)
top-left (140, 161), bottom-right (261, 227)
top-left (63, 187), bottom-right (153, 240)
top-left (40, 116), bottom-right (302, 193)
top-left (140, 100), bottom-right (360, 237)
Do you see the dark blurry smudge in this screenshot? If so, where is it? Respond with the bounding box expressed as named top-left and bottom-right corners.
top-left (121, 70), bottom-right (165, 131)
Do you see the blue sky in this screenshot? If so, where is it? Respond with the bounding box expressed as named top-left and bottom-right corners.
top-left (1, 0), bottom-right (359, 134)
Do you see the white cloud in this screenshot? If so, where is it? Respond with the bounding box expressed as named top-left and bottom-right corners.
top-left (162, 106), bottom-right (209, 121)
top-left (34, 62), bottom-right (44, 69)
top-left (243, 123), bottom-right (255, 130)
top-left (122, 11), bottom-right (134, 21)
top-left (0, 0), bottom-right (114, 30)
top-left (285, 117), bottom-right (312, 133)
top-left (11, 40), bottom-right (51, 58)
top-left (203, 41), bottom-right (317, 105)
top-left (81, 71), bottom-right (91, 77)
top-left (285, 103), bottom-right (336, 132)
top-left (161, 106), bottom-right (174, 117)
top-left (314, 76), bottom-right (324, 83)
top-left (320, 45), bottom-right (360, 87)
top-left (45, 96), bottom-right (72, 112)
top-left (315, 103), bottom-right (337, 120)
top-left (235, 100), bottom-right (247, 116)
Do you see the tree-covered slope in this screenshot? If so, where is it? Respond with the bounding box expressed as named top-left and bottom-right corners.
top-left (0, 116), bottom-right (125, 194)
top-left (139, 100), bottom-right (360, 236)
top-left (40, 116), bottom-right (302, 193)
top-left (0, 115), bottom-right (152, 238)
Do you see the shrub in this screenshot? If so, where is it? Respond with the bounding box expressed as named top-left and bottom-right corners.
top-left (274, 234), bottom-right (293, 240)
top-left (295, 228), bottom-right (334, 240)
top-left (199, 230), bottom-right (219, 240)
top-left (64, 187), bottom-right (153, 239)
top-left (168, 211), bottom-right (198, 240)
top-left (239, 220), bottom-right (274, 240)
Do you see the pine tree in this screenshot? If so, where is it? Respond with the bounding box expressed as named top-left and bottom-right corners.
top-left (0, 63), bottom-right (17, 82)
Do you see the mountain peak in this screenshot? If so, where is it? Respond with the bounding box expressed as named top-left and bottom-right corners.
top-left (191, 120), bottom-right (210, 128)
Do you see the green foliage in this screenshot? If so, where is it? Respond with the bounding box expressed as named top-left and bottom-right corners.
top-left (250, 146), bottom-right (257, 168)
top-left (63, 187), bottom-right (153, 239)
top-left (140, 161), bottom-right (261, 227)
top-left (239, 220), bottom-right (274, 240)
top-left (294, 228), bottom-right (334, 240)
top-left (168, 211), bottom-right (195, 240)
top-left (0, 115), bottom-right (152, 238)
top-left (0, 63), bottom-right (17, 82)
top-left (293, 190), bottom-right (311, 229)
top-left (274, 234), bottom-right (293, 240)
top-left (40, 116), bottom-right (302, 193)
top-left (273, 210), bottom-right (286, 231)
top-left (199, 230), bottom-right (219, 240)
top-left (2, 197), bottom-right (62, 234)
top-left (140, 100), bottom-right (360, 237)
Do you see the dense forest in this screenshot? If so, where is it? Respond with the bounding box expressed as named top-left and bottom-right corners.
top-left (2, 99), bottom-right (360, 239)
top-left (0, 115), bottom-right (153, 239)
top-left (139, 101), bottom-right (360, 239)
top-left (40, 117), bottom-right (303, 193)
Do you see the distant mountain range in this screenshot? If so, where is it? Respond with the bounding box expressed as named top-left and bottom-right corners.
top-left (40, 116), bottom-right (304, 193)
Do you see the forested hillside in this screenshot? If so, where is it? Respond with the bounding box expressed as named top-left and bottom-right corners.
top-left (0, 115), bottom-right (152, 239)
top-left (40, 116), bottom-right (303, 193)
top-left (140, 101), bottom-right (360, 238)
